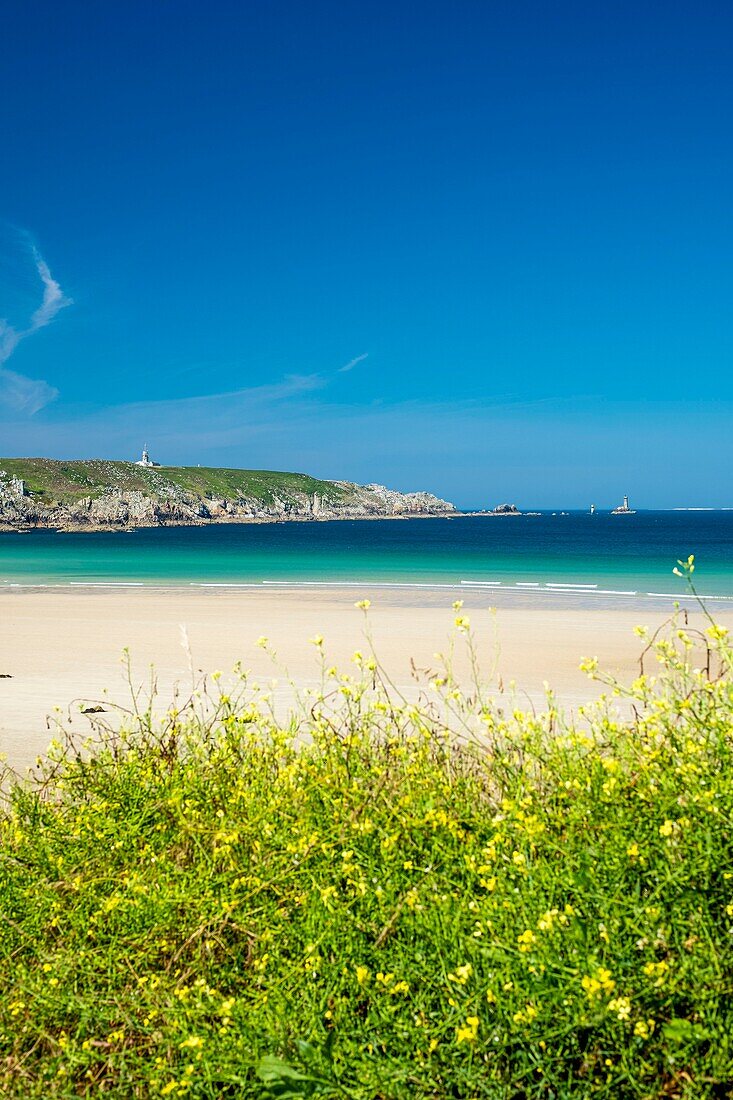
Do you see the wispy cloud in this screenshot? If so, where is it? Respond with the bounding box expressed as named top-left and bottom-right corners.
top-left (0, 239), bottom-right (70, 415)
top-left (0, 365), bottom-right (59, 416)
top-left (338, 352), bottom-right (368, 373)
top-left (29, 250), bottom-right (71, 332)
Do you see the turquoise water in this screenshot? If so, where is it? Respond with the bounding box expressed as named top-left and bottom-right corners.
top-left (1, 513), bottom-right (732, 603)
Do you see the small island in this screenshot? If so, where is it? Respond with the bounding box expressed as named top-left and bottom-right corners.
top-left (0, 456), bottom-right (457, 532)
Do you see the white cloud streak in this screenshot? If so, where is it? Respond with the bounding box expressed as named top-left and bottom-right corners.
top-left (29, 251), bottom-right (71, 332)
top-left (0, 243), bottom-right (70, 415)
top-left (338, 352), bottom-right (368, 373)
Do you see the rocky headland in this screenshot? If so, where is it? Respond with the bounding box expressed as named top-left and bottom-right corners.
top-left (0, 459), bottom-right (457, 532)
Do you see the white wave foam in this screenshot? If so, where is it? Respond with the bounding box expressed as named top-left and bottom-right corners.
top-left (546, 582), bottom-right (598, 589)
top-left (4, 579), bottom-right (733, 602)
top-left (69, 582), bottom-right (145, 587)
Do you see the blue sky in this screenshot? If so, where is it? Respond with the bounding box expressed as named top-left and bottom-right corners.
top-left (1, 0), bottom-right (731, 508)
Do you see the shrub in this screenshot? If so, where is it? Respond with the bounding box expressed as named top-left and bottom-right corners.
top-left (1, 597), bottom-right (733, 1097)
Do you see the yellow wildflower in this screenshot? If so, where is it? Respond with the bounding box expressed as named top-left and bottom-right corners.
top-left (513, 1003), bottom-right (538, 1024)
top-left (447, 963), bottom-right (473, 985)
top-left (582, 967), bottom-right (615, 999)
top-left (517, 929), bottom-right (537, 952)
top-left (455, 1015), bottom-right (479, 1044)
top-left (608, 996), bottom-right (631, 1021)
top-left (643, 960), bottom-right (669, 985)
top-left (179, 1035), bottom-right (204, 1050)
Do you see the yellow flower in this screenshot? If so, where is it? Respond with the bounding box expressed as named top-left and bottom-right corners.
top-left (608, 996), bottom-right (631, 1021)
top-left (642, 960), bottom-right (669, 985)
top-left (513, 1003), bottom-right (538, 1024)
top-left (354, 599), bottom-right (371, 610)
top-left (455, 1015), bottom-right (479, 1044)
top-left (659, 819), bottom-right (676, 837)
top-left (179, 1035), bottom-right (203, 1050)
top-left (633, 1018), bottom-right (655, 1039)
top-left (518, 929), bottom-right (537, 952)
top-left (582, 975), bottom-right (601, 997)
top-left (454, 615), bottom-right (470, 631)
top-left (447, 963), bottom-right (473, 985)
top-left (309, 634), bottom-right (324, 647)
top-left (582, 967), bottom-right (615, 999)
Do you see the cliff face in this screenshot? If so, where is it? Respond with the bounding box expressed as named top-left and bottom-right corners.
top-left (0, 461), bottom-right (456, 531)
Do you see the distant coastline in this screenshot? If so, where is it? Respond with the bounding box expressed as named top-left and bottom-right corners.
top-left (0, 458), bottom-right (456, 533)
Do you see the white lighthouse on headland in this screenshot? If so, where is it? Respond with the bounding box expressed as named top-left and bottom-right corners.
top-left (135, 445), bottom-right (160, 468)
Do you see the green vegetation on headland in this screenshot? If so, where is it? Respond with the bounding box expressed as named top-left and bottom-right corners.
top-left (0, 458), bottom-right (347, 505)
top-left (2, 574), bottom-right (732, 1097)
top-left (0, 458), bottom-right (455, 529)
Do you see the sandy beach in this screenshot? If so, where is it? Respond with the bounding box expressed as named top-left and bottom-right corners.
top-left (2, 585), bottom-right (728, 772)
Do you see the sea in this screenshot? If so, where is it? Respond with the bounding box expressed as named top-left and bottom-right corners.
top-left (1, 511), bottom-right (732, 610)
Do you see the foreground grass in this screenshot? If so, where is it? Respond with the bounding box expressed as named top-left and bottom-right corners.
top-left (2, 600), bottom-right (733, 1097)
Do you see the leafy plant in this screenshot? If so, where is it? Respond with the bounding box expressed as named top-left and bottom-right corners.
top-left (1, 581), bottom-right (732, 1097)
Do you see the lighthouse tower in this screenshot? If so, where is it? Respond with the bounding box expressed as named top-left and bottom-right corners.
top-left (135, 445), bottom-right (159, 468)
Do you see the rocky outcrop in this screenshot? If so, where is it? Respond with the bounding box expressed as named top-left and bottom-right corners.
top-left (0, 465), bottom-right (456, 531)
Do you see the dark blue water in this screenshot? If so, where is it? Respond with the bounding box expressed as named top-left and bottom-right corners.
top-left (0, 512), bottom-right (731, 599)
